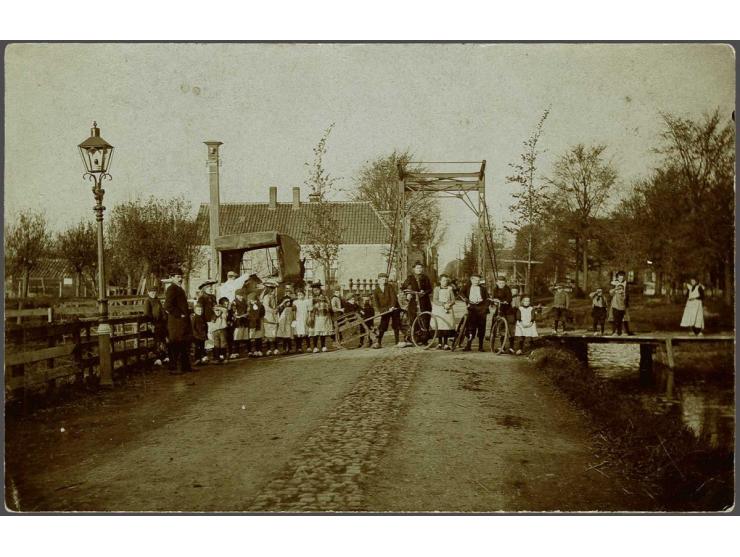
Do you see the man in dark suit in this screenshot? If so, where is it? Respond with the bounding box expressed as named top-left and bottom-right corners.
top-left (371, 273), bottom-right (401, 348)
top-left (164, 268), bottom-right (193, 374)
top-left (461, 272), bottom-right (490, 352)
top-left (401, 261), bottom-right (433, 345)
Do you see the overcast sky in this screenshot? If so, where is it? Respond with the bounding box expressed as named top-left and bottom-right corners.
top-left (4, 43), bottom-right (735, 267)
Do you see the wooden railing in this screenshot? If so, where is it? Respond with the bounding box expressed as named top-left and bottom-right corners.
top-left (4, 296), bottom-right (152, 324)
top-left (4, 315), bottom-right (156, 401)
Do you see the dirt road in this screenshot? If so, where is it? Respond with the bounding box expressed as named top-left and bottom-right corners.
top-left (5, 347), bottom-right (649, 512)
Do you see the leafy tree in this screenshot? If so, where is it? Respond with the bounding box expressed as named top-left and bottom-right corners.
top-left (108, 195), bottom-right (202, 293)
top-left (302, 124), bottom-right (343, 286)
top-left (506, 107), bottom-right (550, 293)
top-left (4, 209), bottom-right (51, 298)
top-left (352, 149), bottom-right (444, 273)
top-left (55, 219), bottom-right (97, 296)
top-left (547, 143), bottom-right (617, 292)
top-left (655, 109), bottom-right (735, 302)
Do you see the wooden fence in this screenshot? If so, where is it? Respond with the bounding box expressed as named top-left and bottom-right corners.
top-left (4, 296), bottom-right (152, 325)
top-left (4, 315), bottom-right (157, 401)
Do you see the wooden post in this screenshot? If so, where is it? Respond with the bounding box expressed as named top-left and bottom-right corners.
top-left (47, 307), bottom-right (53, 323)
top-left (639, 343), bottom-right (654, 384)
top-left (664, 338), bottom-right (676, 369)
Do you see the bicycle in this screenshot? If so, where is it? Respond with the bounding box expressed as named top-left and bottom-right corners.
top-left (488, 299), bottom-right (510, 354)
top-left (408, 291), bottom-right (465, 349)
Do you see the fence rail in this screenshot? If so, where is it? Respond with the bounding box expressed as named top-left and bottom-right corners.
top-left (4, 296), bottom-right (152, 324)
top-left (4, 314), bottom-right (157, 401)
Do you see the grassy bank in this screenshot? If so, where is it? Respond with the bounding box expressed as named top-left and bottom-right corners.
top-left (538, 295), bottom-right (735, 334)
top-left (532, 347), bottom-right (734, 512)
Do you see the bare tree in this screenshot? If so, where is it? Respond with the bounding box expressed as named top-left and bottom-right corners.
top-left (4, 209), bottom-right (52, 298)
top-left (303, 124), bottom-right (343, 286)
top-left (352, 149), bottom-right (443, 272)
top-left (55, 219), bottom-right (97, 296)
top-left (548, 144), bottom-right (617, 292)
top-left (506, 107), bottom-right (550, 292)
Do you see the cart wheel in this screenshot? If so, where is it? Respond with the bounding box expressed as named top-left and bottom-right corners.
top-left (489, 317), bottom-right (509, 354)
top-left (410, 311), bottom-right (437, 348)
top-left (334, 318), bottom-right (371, 349)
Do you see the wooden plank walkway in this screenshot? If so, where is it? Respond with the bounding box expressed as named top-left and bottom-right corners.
top-left (538, 330), bottom-right (734, 371)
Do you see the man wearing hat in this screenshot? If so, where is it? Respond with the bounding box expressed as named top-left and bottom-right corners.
top-left (218, 270), bottom-right (251, 304)
top-left (401, 261), bottom-right (433, 345)
top-left (461, 272), bottom-right (490, 351)
top-left (372, 272), bottom-right (401, 348)
top-left (164, 267), bottom-right (193, 374)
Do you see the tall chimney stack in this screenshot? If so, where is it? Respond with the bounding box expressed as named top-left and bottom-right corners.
top-left (268, 186), bottom-right (278, 210)
top-left (204, 141), bottom-right (223, 280)
top-left (292, 187), bottom-right (300, 210)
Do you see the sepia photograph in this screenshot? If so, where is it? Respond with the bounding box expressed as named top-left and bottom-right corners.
top-left (2, 41), bottom-right (736, 514)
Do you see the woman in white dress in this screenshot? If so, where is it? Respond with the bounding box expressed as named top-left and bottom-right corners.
top-left (431, 274), bottom-right (456, 350)
top-left (514, 296), bottom-right (539, 355)
top-left (680, 278), bottom-right (705, 336)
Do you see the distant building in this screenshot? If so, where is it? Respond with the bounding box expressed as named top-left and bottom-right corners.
top-left (189, 186), bottom-right (393, 296)
top-left (4, 258), bottom-right (88, 298)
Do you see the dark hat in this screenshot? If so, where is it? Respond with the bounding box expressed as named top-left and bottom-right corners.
top-left (311, 280), bottom-right (323, 288)
top-left (171, 267), bottom-right (184, 277)
top-left (198, 279), bottom-right (217, 290)
top-left (470, 272), bottom-right (481, 278)
top-left (377, 272), bottom-right (388, 278)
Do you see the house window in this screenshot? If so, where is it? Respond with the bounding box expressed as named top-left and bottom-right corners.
top-left (329, 259), bottom-right (338, 282)
top-left (304, 258), bottom-right (314, 281)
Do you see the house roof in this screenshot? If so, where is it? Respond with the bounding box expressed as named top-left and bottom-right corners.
top-left (196, 201), bottom-right (391, 246)
top-left (34, 258), bottom-right (72, 279)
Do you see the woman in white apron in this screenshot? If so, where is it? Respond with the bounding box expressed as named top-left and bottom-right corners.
top-left (432, 274), bottom-right (456, 350)
top-left (514, 296), bottom-right (538, 354)
top-left (680, 278), bottom-right (705, 336)
top-left (292, 289), bottom-right (311, 352)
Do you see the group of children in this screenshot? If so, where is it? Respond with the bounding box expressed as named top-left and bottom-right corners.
top-left (187, 281), bottom-right (383, 364)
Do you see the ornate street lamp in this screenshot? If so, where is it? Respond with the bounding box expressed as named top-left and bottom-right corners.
top-left (79, 121), bottom-right (114, 387)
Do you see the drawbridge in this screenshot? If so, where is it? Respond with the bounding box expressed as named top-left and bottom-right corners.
top-left (390, 160), bottom-right (498, 281)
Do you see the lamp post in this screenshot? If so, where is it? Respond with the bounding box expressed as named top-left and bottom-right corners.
top-left (78, 121), bottom-right (114, 387)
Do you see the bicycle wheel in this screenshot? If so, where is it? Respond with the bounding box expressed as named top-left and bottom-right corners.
top-left (489, 317), bottom-right (509, 354)
top-left (410, 311), bottom-right (437, 348)
top-left (451, 314), bottom-right (468, 351)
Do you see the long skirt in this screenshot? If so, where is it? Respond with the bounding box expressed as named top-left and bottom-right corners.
top-left (680, 299), bottom-right (705, 329)
top-left (431, 304), bottom-right (455, 331)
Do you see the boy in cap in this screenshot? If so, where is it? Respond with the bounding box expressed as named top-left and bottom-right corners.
top-left (550, 283), bottom-right (570, 335)
top-left (191, 304), bottom-right (209, 365)
top-left (211, 297), bottom-right (231, 363)
top-left (372, 272), bottom-right (401, 348)
top-left (401, 260), bottom-right (433, 345)
top-left (461, 272), bottom-right (490, 351)
top-left (358, 295), bottom-right (375, 348)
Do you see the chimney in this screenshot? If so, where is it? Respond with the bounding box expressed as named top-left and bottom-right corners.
top-left (292, 186), bottom-right (301, 210)
top-left (308, 191), bottom-right (321, 203)
top-left (204, 140), bottom-right (223, 280)
top-left (269, 186), bottom-right (278, 210)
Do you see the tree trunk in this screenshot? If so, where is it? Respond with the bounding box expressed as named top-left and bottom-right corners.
top-left (582, 238), bottom-right (589, 293)
top-left (574, 238), bottom-right (580, 293)
top-left (21, 268), bottom-right (30, 298)
top-left (126, 274), bottom-right (133, 295)
top-left (526, 232), bottom-right (533, 294)
top-left (75, 271), bottom-right (81, 297)
top-left (723, 255), bottom-right (733, 305)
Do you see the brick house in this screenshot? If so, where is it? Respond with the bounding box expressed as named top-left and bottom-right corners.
top-left (189, 186), bottom-right (393, 296)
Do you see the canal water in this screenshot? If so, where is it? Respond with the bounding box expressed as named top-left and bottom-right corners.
top-left (588, 344), bottom-right (735, 451)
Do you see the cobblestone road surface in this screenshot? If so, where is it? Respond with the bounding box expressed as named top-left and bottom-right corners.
top-left (5, 346), bottom-right (648, 512)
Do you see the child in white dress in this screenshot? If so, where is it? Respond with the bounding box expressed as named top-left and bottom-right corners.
top-left (513, 296), bottom-right (538, 355)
